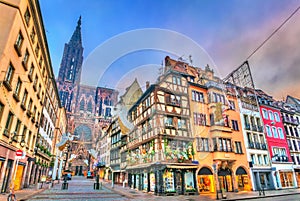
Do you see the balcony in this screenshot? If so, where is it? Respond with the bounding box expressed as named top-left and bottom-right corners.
top-left (251, 125), bottom-right (257, 131)
top-left (248, 142), bottom-right (255, 149)
top-left (210, 124), bottom-right (232, 133)
top-left (261, 143), bottom-right (267, 150)
top-left (257, 125), bottom-right (264, 132)
top-left (213, 151), bottom-right (235, 161)
top-left (272, 154), bottom-right (289, 163)
top-left (283, 116), bottom-right (299, 125)
top-left (245, 123), bottom-right (251, 130)
top-left (255, 142), bottom-right (261, 149)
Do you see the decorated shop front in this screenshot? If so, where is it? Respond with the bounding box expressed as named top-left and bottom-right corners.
top-left (197, 167), bottom-right (215, 193)
top-left (235, 167), bottom-right (251, 191)
top-left (272, 162), bottom-right (297, 189)
top-left (127, 163), bottom-right (198, 196)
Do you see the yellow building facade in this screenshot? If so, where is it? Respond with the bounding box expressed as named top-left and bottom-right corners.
top-left (0, 0), bottom-right (63, 192)
top-left (164, 57), bottom-right (251, 195)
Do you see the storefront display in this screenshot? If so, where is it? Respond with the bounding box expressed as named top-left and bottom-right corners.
top-left (131, 175), bottom-right (135, 189)
top-left (136, 174), bottom-right (140, 189)
top-left (14, 164), bottom-right (25, 190)
top-left (198, 175), bottom-right (214, 192)
top-left (150, 173), bottom-right (155, 192)
top-left (219, 175), bottom-right (233, 192)
top-left (185, 171), bottom-right (195, 191)
top-left (163, 170), bottom-right (175, 192)
top-left (279, 171), bottom-right (294, 188)
top-left (143, 174), bottom-right (148, 191)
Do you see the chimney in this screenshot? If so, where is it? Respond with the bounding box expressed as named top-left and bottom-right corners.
top-left (146, 81), bottom-right (150, 89)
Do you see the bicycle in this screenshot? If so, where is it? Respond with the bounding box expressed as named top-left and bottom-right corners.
top-left (7, 188), bottom-right (16, 201)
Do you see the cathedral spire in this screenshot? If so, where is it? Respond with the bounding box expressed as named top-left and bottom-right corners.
top-left (69, 16), bottom-right (82, 46)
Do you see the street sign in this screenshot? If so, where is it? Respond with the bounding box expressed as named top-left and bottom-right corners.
top-left (16, 150), bottom-right (26, 159)
top-left (16, 149), bottom-right (23, 156)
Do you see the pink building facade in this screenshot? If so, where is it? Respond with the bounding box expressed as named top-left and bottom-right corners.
top-left (258, 93), bottom-right (297, 189)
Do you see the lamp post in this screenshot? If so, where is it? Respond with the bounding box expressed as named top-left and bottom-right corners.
top-left (9, 131), bottom-right (26, 147)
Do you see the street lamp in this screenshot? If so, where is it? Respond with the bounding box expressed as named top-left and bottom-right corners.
top-left (9, 131), bottom-right (26, 147)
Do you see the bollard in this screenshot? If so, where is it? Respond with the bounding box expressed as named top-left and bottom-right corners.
top-left (61, 176), bottom-right (68, 190)
top-left (94, 175), bottom-right (101, 190)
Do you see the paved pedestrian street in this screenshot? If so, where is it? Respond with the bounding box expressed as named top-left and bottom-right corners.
top-left (1, 176), bottom-right (299, 201)
top-left (26, 176), bottom-right (128, 201)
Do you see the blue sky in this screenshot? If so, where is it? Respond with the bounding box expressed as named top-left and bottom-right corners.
top-left (40, 0), bottom-right (300, 99)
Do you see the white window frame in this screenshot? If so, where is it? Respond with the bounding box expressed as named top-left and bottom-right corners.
top-left (266, 125), bottom-right (272, 137)
top-left (262, 109), bottom-right (268, 119)
top-left (278, 127), bottom-right (284, 139)
top-left (272, 126), bottom-right (278, 138)
top-left (274, 112), bottom-right (280, 122)
top-left (269, 111), bottom-right (274, 121)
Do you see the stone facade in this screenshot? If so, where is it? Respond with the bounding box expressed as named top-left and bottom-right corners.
top-left (56, 17), bottom-right (118, 175)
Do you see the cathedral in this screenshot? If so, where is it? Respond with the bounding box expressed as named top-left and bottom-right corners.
top-left (56, 17), bottom-right (118, 175)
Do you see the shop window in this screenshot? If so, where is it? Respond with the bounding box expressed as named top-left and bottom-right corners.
top-left (149, 173), bottom-right (155, 192)
top-left (280, 172), bottom-right (294, 188)
top-left (163, 169), bottom-right (175, 192)
top-left (185, 170), bottom-right (195, 191)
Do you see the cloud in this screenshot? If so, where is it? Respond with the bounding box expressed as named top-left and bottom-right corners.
top-left (210, 3), bottom-right (300, 100)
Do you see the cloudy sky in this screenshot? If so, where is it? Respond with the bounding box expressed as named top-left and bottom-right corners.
top-left (40, 0), bottom-right (300, 100)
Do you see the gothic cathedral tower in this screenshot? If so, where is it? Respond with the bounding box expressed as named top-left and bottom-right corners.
top-left (56, 17), bottom-right (118, 174)
top-left (57, 16), bottom-right (83, 114)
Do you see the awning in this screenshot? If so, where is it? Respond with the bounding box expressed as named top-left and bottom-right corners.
top-left (166, 165), bottom-right (198, 169)
top-left (236, 167), bottom-right (247, 175)
top-left (199, 167), bottom-right (213, 175)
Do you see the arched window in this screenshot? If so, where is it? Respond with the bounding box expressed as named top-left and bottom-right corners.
top-left (80, 99), bottom-right (85, 110)
top-left (87, 100), bottom-right (93, 112)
